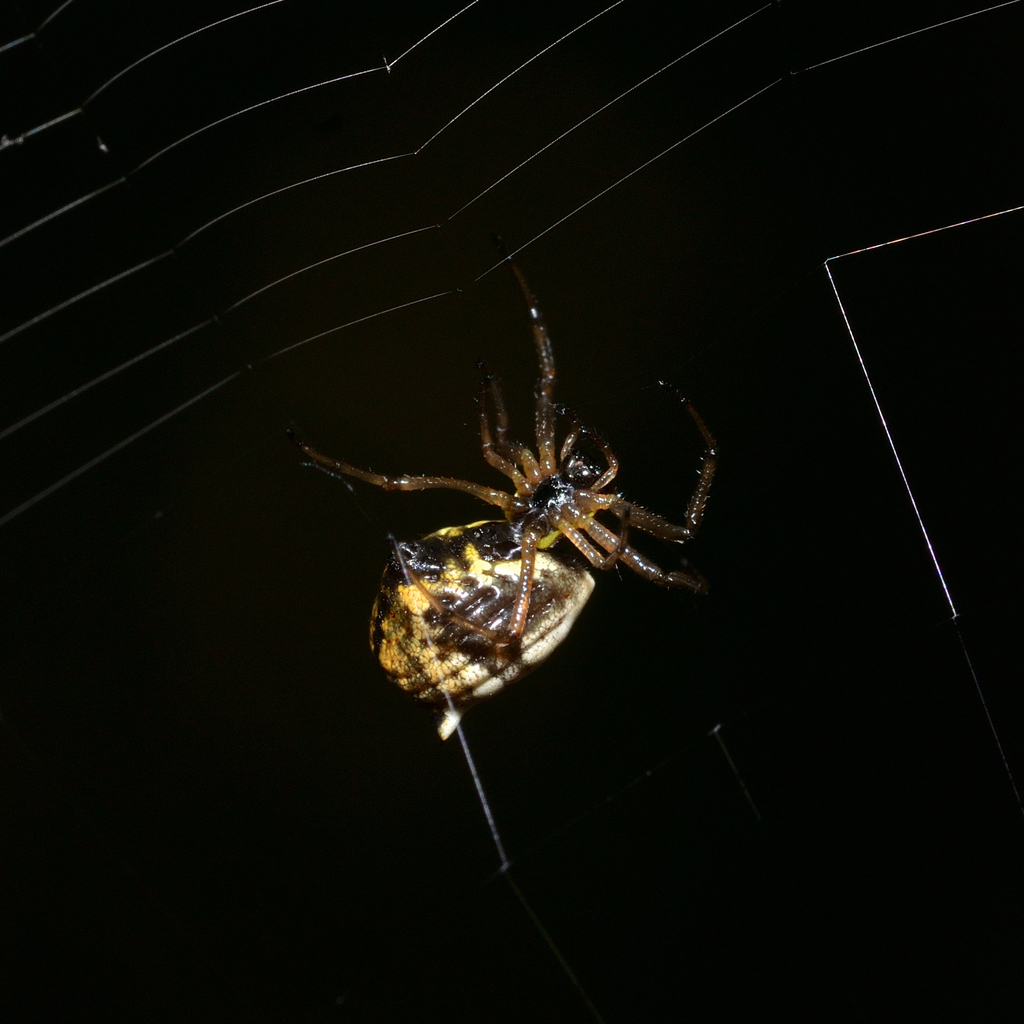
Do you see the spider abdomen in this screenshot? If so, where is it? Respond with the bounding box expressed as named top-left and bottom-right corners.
top-left (370, 520), bottom-right (594, 740)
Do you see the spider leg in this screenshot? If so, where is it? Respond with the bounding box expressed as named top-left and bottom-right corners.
top-left (602, 499), bottom-right (699, 543)
top-left (659, 388), bottom-right (718, 538)
top-left (517, 445), bottom-right (542, 483)
top-left (389, 536), bottom-right (509, 644)
top-left (393, 520), bottom-right (543, 648)
top-left (478, 367), bottom-right (544, 491)
top-left (480, 360), bottom-right (512, 443)
top-left (678, 400), bottom-right (717, 537)
top-left (579, 396), bottom-right (716, 542)
top-left (557, 411), bottom-right (619, 492)
top-left (559, 412), bottom-right (582, 462)
top-left (582, 517), bottom-right (708, 593)
top-left (497, 245), bottom-right (558, 474)
top-left (507, 525), bottom-right (545, 640)
top-left (573, 490), bottom-right (617, 517)
top-left (479, 371), bottom-right (530, 493)
top-left (614, 503), bottom-right (704, 544)
top-left (579, 426), bottom-right (619, 491)
top-left (287, 429), bottom-right (516, 513)
top-left (557, 509), bottom-right (630, 571)
top-left (558, 523), bottom-right (613, 567)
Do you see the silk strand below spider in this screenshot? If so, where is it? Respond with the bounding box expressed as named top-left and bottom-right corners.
top-left (288, 254), bottom-right (717, 739)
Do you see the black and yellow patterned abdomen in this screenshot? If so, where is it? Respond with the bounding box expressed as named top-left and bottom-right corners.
top-left (370, 520), bottom-right (594, 739)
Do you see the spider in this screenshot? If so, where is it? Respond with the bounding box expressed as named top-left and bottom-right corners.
top-left (288, 254), bottom-right (717, 739)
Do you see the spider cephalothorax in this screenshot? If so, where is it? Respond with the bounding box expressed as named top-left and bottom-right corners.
top-left (289, 254), bottom-right (716, 739)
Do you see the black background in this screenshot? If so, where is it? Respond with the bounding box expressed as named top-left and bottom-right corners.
top-left (1, 2), bottom-right (1022, 1020)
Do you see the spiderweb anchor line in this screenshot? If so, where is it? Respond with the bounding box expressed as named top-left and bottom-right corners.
top-left (710, 724), bottom-right (762, 822)
top-left (503, 871), bottom-right (609, 1024)
top-left (414, 0), bottom-right (630, 154)
top-left (954, 625), bottom-right (1024, 821)
top-left (386, 538), bottom-right (607, 1022)
top-left (0, 286), bottom-right (453, 528)
top-left (797, 0), bottom-right (1021, 73)
top-left (824, 200), bottom-right (1024, 621)
top-left (450, 711), bottom-right (608, 1024)
top-left (446, 705), bottom-right (510, 870)
top-left (447, 3), bottom-right (773, 222)
top-left (474, 76), bottom-right (783, 280)
top-left (823, 261), bottom-right (957, 621)
top-left (0, 371), bottom-right (241, 528)
top-left (824, 205), bottom-right (1024, 822)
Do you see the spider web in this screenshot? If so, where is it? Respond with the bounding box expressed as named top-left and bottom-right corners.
top-left (1, 1), bottom-right (1022, 1020)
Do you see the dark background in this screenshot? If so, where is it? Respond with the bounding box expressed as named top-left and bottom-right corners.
top-left (1, 1), bottom-right (1022, 1020)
